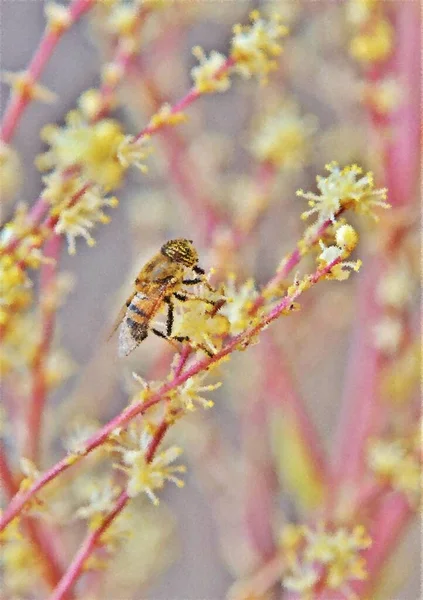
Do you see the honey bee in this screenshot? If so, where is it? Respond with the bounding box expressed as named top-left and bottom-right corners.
top-left (110, 239), bottom-right (211, 357)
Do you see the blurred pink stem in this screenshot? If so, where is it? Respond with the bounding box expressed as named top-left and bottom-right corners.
top-left (0, 0), bottom-right (95, 142)
top-left (330, 259), bottom-right (381, 489)
top-left (26, 233), bottom-right (62, 463)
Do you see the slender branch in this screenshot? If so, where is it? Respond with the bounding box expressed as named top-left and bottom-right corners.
top-left (0, 0), bottom-right (95, 143)
top-left (48, 491), bottom-right (129, 600)
top-left (48, 416), bottom-right (171, 600)
top-left (26, 234), bottom-right (62, 462)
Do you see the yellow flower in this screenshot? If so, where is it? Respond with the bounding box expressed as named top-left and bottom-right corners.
top-left (171, 296), bottom-right (230, 354)
top-left (231, 11), bottom-right (288, 82)
top-left (44, 1), bottom-right (73, 34)
top-left (37, 114), bottom-right (127, 191)
top-left (0, 252), bottom-right (33, 327)
top-left (350, 18), bottom-right (394, 64)
top-left (115, 427), bottom-right (186, 504)
top-left (75, 478), bottom-right (121, 524)
top-left (2, 70), bottom-right (57, 103)
top-left (220, 276), bottom-right (259, 335)
top-left (53, 186), bottom-right (118, 254)
top-left (251, 101), bottom-right (317, 169)
top-left (148, 103), bottom-right (187, 129)
top-left (191, 47), bottom-right (231, 94)
top-left (168, 371), bottom-right (221, 412)
top-left (117, 135), bottom-right (151, 173)
top-left (282, 523), bottom-right (371, 595)
top-left (367, 437), bottom-right (421, 501)
top-left (298, 162), bottom-right (389, 224)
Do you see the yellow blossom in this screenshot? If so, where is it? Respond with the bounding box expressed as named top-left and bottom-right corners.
top-left (251, 102), bottom-right (317, 169)
top-left (231, 11), bottom-right (288, 82)
top-left (350, 18), bottom-right (394, 64)
top-left (318, 234), bottom-right (362, 282)
top-left (45, 1), bottom-right (73, 34)
top-left (117, 134), bottom-right (151, 173)
top-left (1, 529), bottom-right (42, 595)
top-left (282, 523), bottom-right (372, 595)
top-left (75, 478), bottom-right (121, 524)
top-left (171, 297), bottom-right (229, 354)
top-left (283, 563), bottom-right (319, 596)
top-left (367, 438), bottom-right (421, 502)
top-left (53, 186), bottom-right (118, 254)
top-left (0, 251), bottom-right (33, 328)
top-left (361, 77), bottom-right (403, 115)
top-left (298, 162), bottom-right (389, 224)
top-left (148, 104), bottom-right (187, 129)
top-left (2, 70), bottom-right (57, 103)
top-left (106, 3), bottom-right (139, 38)
top-left (191, 47), bottom-right (231, 94)
top-left (37, 114), bottom-right (127, 191)
top-left (167, 371), bottom-right (222, 412)
top-left (114, 427), bottom-right (186, 503)
top-left (335, 223), bottom-right (359, 253)
top-left (77, 88), bottom-right (105, 121)
top-left (220, 276), bottom-right (259, 335)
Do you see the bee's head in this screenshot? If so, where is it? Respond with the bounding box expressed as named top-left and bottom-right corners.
top-left (161, 239), bottom-right (198, 267)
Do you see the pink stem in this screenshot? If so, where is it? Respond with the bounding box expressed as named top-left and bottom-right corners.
top-left (263, 334), bottom-right (327, 485)
top-left (0, 0), bottom-right (95, 143)
top-left (25, 234), bottom-right (62, 462)
top-left (330, 258), bottom-right (382, 489)
top-left (48, 491), bottom-right (129, 600)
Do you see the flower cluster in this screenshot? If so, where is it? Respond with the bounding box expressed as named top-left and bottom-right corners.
top-left (251, 100), bottom-right (317, 169)
top-left (219, 276), bottom-right (260, 335)
top-left (231, 11), bottom-right (288, 82)
top-left (281, 522), bottom-right (372, 596)
top-left (0, 519), bottom-right (42, 596)
top-left (191, 11), bottom-right (288, 93)
top-left (191, 48), bottom-right (231, 94)
top-left (112, 422), bottom-right (186, 504)
top-left (317, 223), bottom-right (362, 281)
top-left (367, 437), bottom-right (421, 503)
top-left (297, 162), bottom-right (389, 224)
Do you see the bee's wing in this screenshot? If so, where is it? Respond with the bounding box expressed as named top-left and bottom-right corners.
top-left (107, 292), bottom-right (135, 341)
top-left (118, 288), bottom-right (167, 358)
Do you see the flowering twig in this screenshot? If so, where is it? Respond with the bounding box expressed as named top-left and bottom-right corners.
top-left (48, 416), bottom-right (171, 600)
top-left (0, 253), bottom-right (344, 532)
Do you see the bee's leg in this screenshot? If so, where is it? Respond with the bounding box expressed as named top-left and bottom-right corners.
top-left (152, 328), bottom-right (167, 340)
top-left (193, 266), bottom-right (205, 275)
top-left (174, 291), bottom-right (220, 307)
top-left (164, 296), bottom-right (174, 337)
top-left (182, 277), bottom-right (203, 285)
